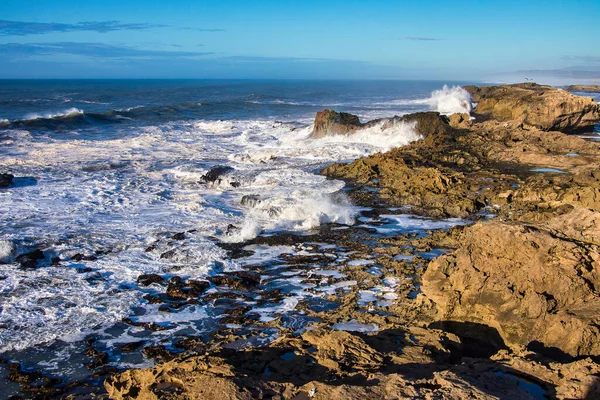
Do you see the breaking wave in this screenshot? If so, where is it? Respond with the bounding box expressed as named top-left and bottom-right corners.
top-left (427, 85), bottom-right (472, 115)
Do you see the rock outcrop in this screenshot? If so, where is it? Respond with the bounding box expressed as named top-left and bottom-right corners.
top-left (309, 110), bottom-right (452, 139)
top-left (565, 84), bottom-right (600, 93)
top-left (421, 208), bottom-right (600, 358)
top-left (464, 83), bottom-right (600, 133)
top-left (309, 109), bottom-right (362, 138)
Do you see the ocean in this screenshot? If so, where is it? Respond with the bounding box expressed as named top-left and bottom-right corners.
top-left (0, 79), bottom-right (527, 393)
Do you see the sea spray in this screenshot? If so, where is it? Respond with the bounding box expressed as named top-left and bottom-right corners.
top-left (427, 85), bottom-right (472, 115)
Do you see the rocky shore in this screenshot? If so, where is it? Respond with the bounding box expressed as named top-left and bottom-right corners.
top-left (565, 85), bottom-right (600, 94)
top-left (51, 84), bottom-right (599, 399)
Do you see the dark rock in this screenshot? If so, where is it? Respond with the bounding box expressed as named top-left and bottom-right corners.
top-left (0, 173), bottom-right (13, 188)
top-left (241, 194), bottom-right (262, 208)
top-left (160, 249), bottom-right (177, 260)
top-left (226, 270), bottom-right (261, 286)
top-left (71, 253), bottom-right (97, 262)
top-left (122, 318), bottom-right (169, 331)
top-left (142, 345), bottom-right (173, 362)
top-left (137, 273), bottom-right (165, 286)
top-left (187, 279), bottom-right (210, 296)
top-left (7, 362), bottom-right (42, 384)
top-left (84, 347), bottom-right (109, 369)
top-left (166, 276), bottom-right (186, 298)
top-left (207, 275), bottom-right (244, 288)
top-left (171, 232), bottom-right (185, 240)
top-left (201, 165), bottom-right (234, 183)
top-left (16, 250), bottom-right (45, 269)
top-left (120, 341), bottom-right (146, 352)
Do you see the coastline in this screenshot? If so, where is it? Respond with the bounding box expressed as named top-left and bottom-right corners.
top-left (2, 82), bottom-right (600, 399)
top-left (100, 84), bottom-right (600, 399)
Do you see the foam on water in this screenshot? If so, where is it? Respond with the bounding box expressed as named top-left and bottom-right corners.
top-left (0, 240), bottom-right (14, 263)
top-left (0, 82), bottom-right (468, 363)
top-left (23, 107), bottom-right (84, 120)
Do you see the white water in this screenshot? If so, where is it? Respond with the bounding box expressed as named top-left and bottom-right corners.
top-left (428, 85), bottom-right (472, 115)
top-left (0, 85), bottom-right (471, 354)
top-left (23, 107), bottom-right (84, 120)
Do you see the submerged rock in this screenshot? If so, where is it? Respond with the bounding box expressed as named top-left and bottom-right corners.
top-left (201, 165), bottom-right (234, 184)
top-left (0, 173), bottom-right (14, 187)
top-left (16, 249), bottom-right (45, 269)
top-left (240, 194), bottom-right (261, 208)
top-left (464, 83), bottom-right (600, 133)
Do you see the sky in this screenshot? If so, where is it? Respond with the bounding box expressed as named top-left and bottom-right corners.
top-left (0, 0), bottom-right (598, 81)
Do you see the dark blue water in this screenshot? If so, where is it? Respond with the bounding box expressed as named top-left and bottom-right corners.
top-left (0, 79), bottom-right (471, 139)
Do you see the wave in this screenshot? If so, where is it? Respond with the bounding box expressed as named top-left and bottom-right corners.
top-left (427, 85), bottom-right (472, 115)
top-left (314, 120), bottom-right (421, 152)
top-left (24, 107), bottom-right (84, 120)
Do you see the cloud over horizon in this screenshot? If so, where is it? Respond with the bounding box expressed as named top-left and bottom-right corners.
top-left (0, 42), bottom-right (214, 59)
top-left (0, 20), bottom-right (224, 36)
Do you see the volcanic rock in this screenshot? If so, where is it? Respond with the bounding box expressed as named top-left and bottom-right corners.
top-left (464, 83), bottom-right (600, 133)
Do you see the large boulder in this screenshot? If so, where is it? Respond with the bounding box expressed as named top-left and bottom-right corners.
top-left (421, 208), bottom-right (600, 358)
top-left (464, 83), bottom-right (600, 133)
top-left (309, 109), bottom-right (362, 138)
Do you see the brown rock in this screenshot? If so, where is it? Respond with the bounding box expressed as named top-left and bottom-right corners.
top-left (309, 109), bottom-right (362, 138)
top-left (309, 109), bottom-right (452, 140)
top-left (464, 83), bottom-right (600, 133)
top-left (421, 208), bottom-right (600, 358)
top-left (565, 84), bottom-right (600, 93)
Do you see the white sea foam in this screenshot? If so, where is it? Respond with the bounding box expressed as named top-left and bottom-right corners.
top-left (0, 239), bottom-right (13, 263)
top-left (427, 85), bottom-right (472, 115)
top-left (0, 85), bottom-right (458, 354)
top-left (24, 107), bottom-right (84, 120)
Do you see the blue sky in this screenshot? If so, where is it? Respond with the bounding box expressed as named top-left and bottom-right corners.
top-left (0, 0), bottom-right (598, 80)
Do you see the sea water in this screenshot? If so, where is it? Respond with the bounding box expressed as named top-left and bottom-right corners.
top-left (0, 79), bottom-right (475, 388)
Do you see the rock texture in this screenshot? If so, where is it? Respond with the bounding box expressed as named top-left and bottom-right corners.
top-left (464, 83), bottom-right (600, 133)
top-left (309, 109), bottom-right (362, 138)
top-left (422, 208), bottom-right (600, 357)
top-left (105, 328), bottom-right (599, 400)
